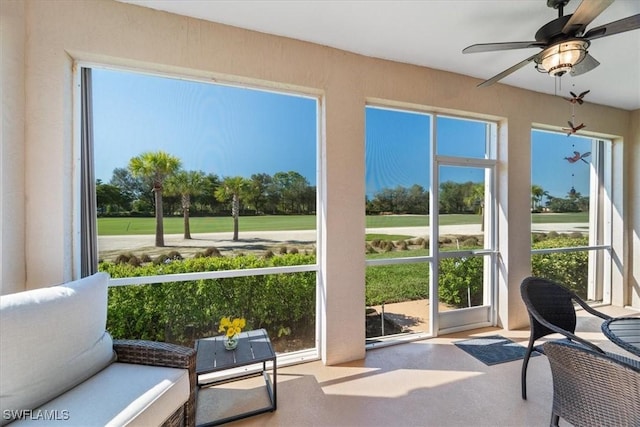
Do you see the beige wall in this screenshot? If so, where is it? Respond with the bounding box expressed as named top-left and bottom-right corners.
top-left (630, 109), bottom-right (640, 308)
top-left (2, 0), bottom-right (638, 363)
top-left (1, 0), bottom-right (26, 295)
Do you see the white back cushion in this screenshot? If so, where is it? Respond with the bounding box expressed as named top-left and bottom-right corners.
top-left (0, 273), bottom-right (114, 422)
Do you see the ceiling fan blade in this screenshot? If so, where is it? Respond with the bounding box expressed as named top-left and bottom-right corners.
top-left (562, 0), bottom-right (614, 35)
top-left (583, 14), bottom-right (640, 40)
top-left (463, 41), bottom-right (544, 54)
top-left (570, 53), bottom-right (600, 76)
top-left (477, 53), bottom-right (540, 88)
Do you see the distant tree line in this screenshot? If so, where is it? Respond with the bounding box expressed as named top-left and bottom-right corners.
top-left (365, 181), bottom-right (484, 215)
top-left (531, 184), bottom-right (589, 213)
top-left (96, 150), bottom-right (315, 245)
top-left (366, 182), bottom-right (588, 215)
top-left (96, 150), bottom-right (588, 246)
top-left (97, 166), bottom-right (315, 217)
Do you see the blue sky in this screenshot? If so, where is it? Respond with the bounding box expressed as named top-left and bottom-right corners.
top-left (93, 68), bottom-right (590, 200)
top-left (365, 107), bottom-right (591, 199)
top-left (531, 130), bottom-right (591, 198)
top-left (92, 69), bottom-right (317, 185)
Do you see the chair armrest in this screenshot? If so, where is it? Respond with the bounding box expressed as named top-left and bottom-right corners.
top-left (528, 310), bottom-right (606, 353)
top-left (113, 340), bottom-right (197, 427)
top-left (113, 339), bottom-right (195, 370)
top-left (572, 297), bottom-right (613, 321)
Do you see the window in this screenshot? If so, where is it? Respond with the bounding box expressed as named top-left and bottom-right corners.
top-left (531, 129), bottom-right (612, 302)
top-left (365, 106), bottom-right (497, 342)
top-left (80, 67), bottom-right (320, 358)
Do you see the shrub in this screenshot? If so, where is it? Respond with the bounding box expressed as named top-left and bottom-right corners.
top-left (114, 253), bottom-right (131, 264)
top-left (101, 253), bottom-right (316, 346)
top-left (204, 247), bottom-right (222, 257)
top-left (438, 257), bottom-right (484, 308)
top-left (128, 255), bottom-right (141, 267)
top-left (532, 236), bottom-right (589, 297)
top-left (461, 237), bottom-right (479, 247)
top-left (382, 241), bottom-right (394, 252)
top-left (531, 233), bottom-right (546, 243)
top-left (153, 254), bottom-right (169, 265)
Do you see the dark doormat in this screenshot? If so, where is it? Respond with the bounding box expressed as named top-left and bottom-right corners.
top-left (454, 335), bottom-right (539, 366)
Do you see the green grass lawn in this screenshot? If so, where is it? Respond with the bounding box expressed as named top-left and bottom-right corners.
top-left (98, 212), bottom-right (589, 236)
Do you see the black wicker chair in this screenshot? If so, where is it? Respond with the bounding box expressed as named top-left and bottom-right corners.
top-left (520, 276), bottom-right (612, 400)
top-left (543, 340), bottom-right (640, 427)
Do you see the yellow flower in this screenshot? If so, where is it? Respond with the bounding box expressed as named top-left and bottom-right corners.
top-left (219, 316), bottom-right (245, 338)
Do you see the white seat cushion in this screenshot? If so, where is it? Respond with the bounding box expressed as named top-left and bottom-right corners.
top-left (0, 273), bottom-right (114, 424)
top-left (10, 362), bottom-right (190, 426)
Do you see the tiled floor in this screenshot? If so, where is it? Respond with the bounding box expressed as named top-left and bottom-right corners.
top-left (197, 305), bottom-right (639, 427)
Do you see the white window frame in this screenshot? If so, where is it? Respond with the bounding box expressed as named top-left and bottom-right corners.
top-left (530, 129), bottom-right (613, 304)
top-left (364, 104), bottom-right (499, 343)
top-left (74, 62), bottom-right (325, 366)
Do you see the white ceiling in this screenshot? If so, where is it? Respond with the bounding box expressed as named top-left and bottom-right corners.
top-left (119, 0), bottom-right (640, 110)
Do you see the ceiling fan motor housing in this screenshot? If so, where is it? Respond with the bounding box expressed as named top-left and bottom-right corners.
top-left (536, 39), bottom-right (590, 76)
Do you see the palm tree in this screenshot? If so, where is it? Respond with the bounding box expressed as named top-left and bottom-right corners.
top-left (128, 151), bottom-right (181, 247)
top-left (215, 176), bottom-right (249, 241)
top-left (166, 170), bottom-right (207, 239)
top-left (531, 184), bottom-right (549, 211)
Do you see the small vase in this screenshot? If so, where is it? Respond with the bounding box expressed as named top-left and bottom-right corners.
top-left (224, 335), bottom-right (239, 350)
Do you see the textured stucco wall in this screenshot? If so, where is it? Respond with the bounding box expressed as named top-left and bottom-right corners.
top-left (629, 109), bottom-right (640, 308)
top-left (1, 0), bottom-right (26, 295)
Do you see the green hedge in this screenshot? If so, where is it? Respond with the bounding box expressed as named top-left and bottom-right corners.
top-left (101, 254), bottom-right (316, 346)
top-left (438, 257), bottom-right (484, 307)
top-left (531, 236), bottom-right (589, 298)
top-left (365, 236), bottom-right (590, 308)
top-left (102, 235), bottom-right (590, 344)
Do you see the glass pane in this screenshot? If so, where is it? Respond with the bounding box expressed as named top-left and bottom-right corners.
top-left (531, 249), bottom-right (590, 300)
top-left (365, 106), bottom-right (431, 201)
top-left (365, 261), bottom-right (430, 340)
top-left (92, 69), bottom-right (318, 268)
top-left (438, 256), bottom-right (486, 308)
top-left (106, 271), bottom-right (316, 353)
top-left (438, 165), bottom-right (488, 249)
top-left (438, 165), bottom-right (490, 311)
top-left (365, 106), bottom-right (431, 245)
top-left (437, 116), bottom-right (488, 158)
top-left (531, 130), bottom-right (591, 239)
top-left (365, 106), bottom-right (432, 339)
top-left (531, 129), bottom-right (594, 300)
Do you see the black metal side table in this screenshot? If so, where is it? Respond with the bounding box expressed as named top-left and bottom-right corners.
top-left (195, 328), bottom-right (276, 426)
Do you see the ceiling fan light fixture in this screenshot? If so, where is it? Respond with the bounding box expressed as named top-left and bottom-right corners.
top-left (539, 40), bottom-right (590, 77)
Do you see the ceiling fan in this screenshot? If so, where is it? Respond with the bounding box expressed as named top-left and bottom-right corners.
top-left (463, 0), bottom-right (640, 87)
